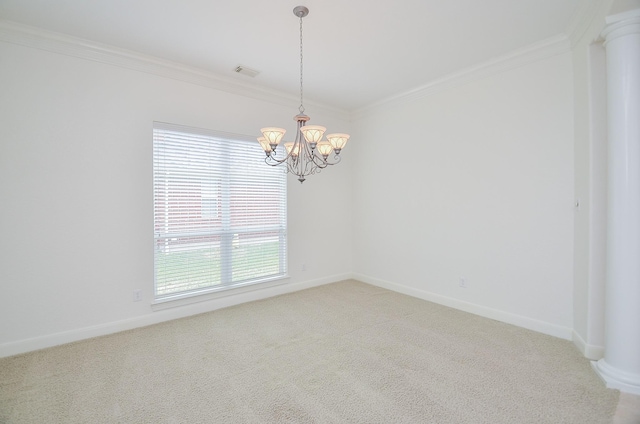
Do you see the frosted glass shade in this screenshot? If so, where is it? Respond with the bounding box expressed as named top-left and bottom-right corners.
top-left (300, 125), bottom-right (326, 144)
top-left (284, 142), bottom-right (300, 157)
top-left (261, 127), bottom-right (286, 145)
top-left (326, 133), bottom-right (350, 151)
top-left (316, 141), bottom-right (333, 157)
top-left (257, 137), bottom-right (272, 153)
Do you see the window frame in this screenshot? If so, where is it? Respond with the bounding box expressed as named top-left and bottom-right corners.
top-left (152, 122), bottom-right (288, 307)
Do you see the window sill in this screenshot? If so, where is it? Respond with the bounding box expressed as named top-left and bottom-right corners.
top-left (150, 276), bottom-right (290, 311)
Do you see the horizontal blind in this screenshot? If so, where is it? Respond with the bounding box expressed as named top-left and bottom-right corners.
top-left (153, 122), bottom-right (287, 299)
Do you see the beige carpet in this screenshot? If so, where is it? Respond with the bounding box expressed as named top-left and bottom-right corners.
top-left (0, 280), bottom-right (619, 423)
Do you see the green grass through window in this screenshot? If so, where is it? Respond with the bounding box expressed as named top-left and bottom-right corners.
top-left (155, 241), bottom-right (282, 296)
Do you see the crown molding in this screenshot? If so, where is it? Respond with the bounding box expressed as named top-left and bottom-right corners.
top-left (351, 34), bottom-right (571, 120)
top-left (565, 0), bottom-right (604, 46)
top-left (0, 19), bottom-right (576, 123)
top-left (564, 0), bottom-right (614, 46)
top-left (0, 20), bottom-right (350, 121)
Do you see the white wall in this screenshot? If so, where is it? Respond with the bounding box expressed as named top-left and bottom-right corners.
top-left (0, 39), bottom-right (353, 356)
top-left (352, 51), bottom-right (576, 338)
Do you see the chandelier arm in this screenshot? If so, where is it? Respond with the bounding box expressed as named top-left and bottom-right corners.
top-left (264, 146), bottom-right (296, 166)
top-left (294, 122), bottom-right (304, 177)
top-left (297, 123), bottom-right (312, 177)
top-left (309, 145), bottom-right (341, 167)
top-left (265, 150), bottom-right (291, 165)
top-left (263, 123), bottom-right (301, 166)
top-left (301, 146), bottom-right (316, 175)
top-left (291, 124), bottom-right (317, 179)
top-left (306, 148), bottom-right (327, 168)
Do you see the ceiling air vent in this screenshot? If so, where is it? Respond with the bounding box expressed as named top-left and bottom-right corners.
top-left (233, 65), bottom-right (260, 78)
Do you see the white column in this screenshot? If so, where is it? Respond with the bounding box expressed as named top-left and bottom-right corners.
top-left (593, 9), bottom-right (640, 395)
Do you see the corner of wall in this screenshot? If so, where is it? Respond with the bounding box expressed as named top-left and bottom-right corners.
top-left (572, 330), bottom-right (605, 360)
top-left (355, 274), bottom-right (574, 341)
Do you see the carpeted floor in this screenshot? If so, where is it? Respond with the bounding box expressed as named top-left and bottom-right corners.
top-left (0, 280), bottom-right (620, 423)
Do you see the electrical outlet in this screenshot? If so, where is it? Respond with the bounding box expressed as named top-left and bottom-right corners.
top-left (459, 277), bottom-right (467, 288)
top-left (133, 289), bottom-right (142, 302)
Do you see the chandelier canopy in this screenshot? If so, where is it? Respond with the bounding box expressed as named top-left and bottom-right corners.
top-left (257, 6), bottom-right (350, 183)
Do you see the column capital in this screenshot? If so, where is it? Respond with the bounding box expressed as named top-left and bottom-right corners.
top-left (602, 9), bottom-right (640, 44)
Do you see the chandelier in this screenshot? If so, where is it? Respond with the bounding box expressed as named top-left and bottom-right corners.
top-left (257, 6), bottom-right (350, 183)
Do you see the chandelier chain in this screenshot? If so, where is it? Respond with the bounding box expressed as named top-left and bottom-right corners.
top-left (299, 14), bottom-right (304, 114)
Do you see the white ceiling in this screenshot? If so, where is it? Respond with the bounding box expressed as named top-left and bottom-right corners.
top-left (0, 0), bottom-right (585, 111)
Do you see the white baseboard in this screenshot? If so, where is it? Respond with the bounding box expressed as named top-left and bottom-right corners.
top-left (592, 359), bottom-right (640, 395)
top-left (572, 330), bottom-right (605, 360)
top-left (0, 273), bottom-right (352, 358)
top-left (354, 273), bottom-right (573, 340)
top-left (2, 273), bottom-right (581, 358)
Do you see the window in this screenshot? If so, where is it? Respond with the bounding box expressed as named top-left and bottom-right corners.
top-left (153, 122), bottom-right (287, 301)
